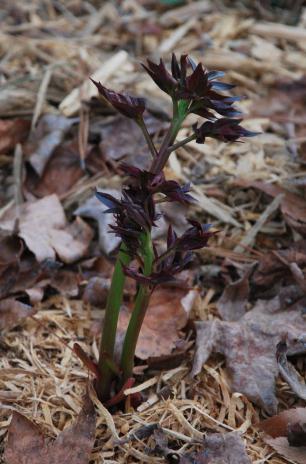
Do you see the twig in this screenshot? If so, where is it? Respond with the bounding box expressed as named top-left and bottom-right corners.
top-left (13, 143), bottom-right (23, 224)
top-left (31, 65), bottom-right (53, 130)
top-left (234, 194), bottom-right (284, 254)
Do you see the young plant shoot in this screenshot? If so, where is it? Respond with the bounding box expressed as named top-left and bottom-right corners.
top-left (90, 54), bottom-right (257, 403)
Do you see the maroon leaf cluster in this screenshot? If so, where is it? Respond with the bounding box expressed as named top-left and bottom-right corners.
top-left (122, 221), bottom-right (214, 287)
top-left (143, 54), bottom-right (241, 119)
top-left (96, 162), bottom-right (195, 256)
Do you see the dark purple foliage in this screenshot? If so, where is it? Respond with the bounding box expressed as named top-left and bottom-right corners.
top-left (121, 163), bottom-right (194, 204)
top-left (91, 79), bottom-right (146, 119)
top-left (96, 186), bottom-right (156, 255)
top-left (93, 53), bottom-right (257, 286)
top-left (194, 118), bottom-right (259, 143)
top-left (123, 222), bottom-right (214, 287)
top-left (142, 54), bottom-right (241, 119)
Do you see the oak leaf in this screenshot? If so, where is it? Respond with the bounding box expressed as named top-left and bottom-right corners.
top-left (192, 292), bottom-right (306, 413)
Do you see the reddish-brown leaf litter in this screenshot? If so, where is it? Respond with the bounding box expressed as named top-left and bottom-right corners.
top-left (1, 1), bottom-right (306, 463)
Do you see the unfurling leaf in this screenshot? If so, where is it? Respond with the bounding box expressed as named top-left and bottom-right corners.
top-left (91, 79), bottom-right (145, 119)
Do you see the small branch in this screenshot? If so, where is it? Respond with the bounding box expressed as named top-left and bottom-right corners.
top-left (150, 99), bottom-right (188, 174)
top-left (150, 118), bottom-right (182, 174)
top-left (167, 133), bottom-right (197, 153)
top-left (137, 117), bottom-right (158, 158)
top-left (13, 143), bottom-right (23, 229)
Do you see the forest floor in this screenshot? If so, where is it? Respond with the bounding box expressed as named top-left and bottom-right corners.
top-left (1, 1), bottom-right (306, 463)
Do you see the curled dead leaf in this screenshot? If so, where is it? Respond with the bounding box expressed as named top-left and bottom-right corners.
top-left (0, 118), bottom-right (30, 154)
top-left (259, 407), bottom-right (306, 439)
top-left (252, 240), bottom-right (306, 288)
top-left (277, 338), bottom-right (306, 401)
top-left (264, 437), bottom-right (306, 464)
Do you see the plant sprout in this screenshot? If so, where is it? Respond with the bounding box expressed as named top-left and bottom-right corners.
top-left (89, 54), bottom-right (257, 403)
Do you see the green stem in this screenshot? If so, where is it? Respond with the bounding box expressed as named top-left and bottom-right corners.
top-left (151, 99), bottom-right (189, 174)
top-left (96, 242), bottom-right (131, 401)
top-left (120, 231), bottom-right (154, 382)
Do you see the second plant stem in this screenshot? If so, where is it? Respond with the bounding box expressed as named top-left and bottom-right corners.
top-left (120, 231), bottom-right (154, 382)
top-left (97, 243), bottom-right (131, 401)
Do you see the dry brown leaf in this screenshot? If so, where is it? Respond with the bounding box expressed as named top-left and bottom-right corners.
top-left (0, 235), bottom-right (23, 268)
top-left (0, 235), bottom-right (24, 298)
top-left (253, 240), bottom-right (306, 288)
top-left (192, 294), bottom-right (306, 414)
top-left (23, 114), bottom-right (77, 176)
top-left (50, 270), bottom-right (80, 297)
top-left (0, 119), bottom-right (30, 154)
top-left (265, 437), bottom-right (306, 464)
top-left (52, 217), bottom-right (94, 264)
top-left (26, 140), bottom-right (84, 197)
top-left (0, 298), bottom-right (35, 330)
top-left (1, 195), bottom-right (93, 263)
top-left (4, 394), bottom-right (96, 464)
top-left (259, 407), bottom-right (306, 438)
top-left (82, 276), bottom-right (109, 307)
top-left (217, 267), bottom-right (252, 321)
top-left (116, 287), bottom-right (195, 360)
top-left (259, 408), bottom-right (306, 464)
top-left (180, 431), bottom-right (251, 464)
top-left (8, 255), bottom-right (59, 299)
